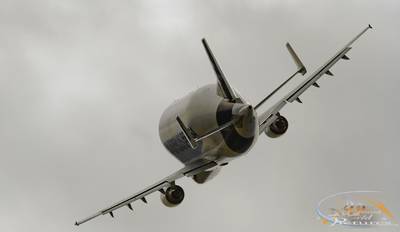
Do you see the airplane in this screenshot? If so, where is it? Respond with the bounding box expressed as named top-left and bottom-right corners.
top-left (75, 24), bottom-right (373, 226)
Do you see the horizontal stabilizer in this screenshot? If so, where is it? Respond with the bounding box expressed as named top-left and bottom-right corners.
top-left (176, 111), bottom-right (245, 149)
top-left (254, 43), bottom-right (308, 110)
top-left (286, 42), bottom-right (307, 75)
top-left (176, 116), bottom-right (198, 149)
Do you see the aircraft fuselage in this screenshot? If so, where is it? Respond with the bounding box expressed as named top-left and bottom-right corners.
top-left (159, 84), bottom-right (259, 165)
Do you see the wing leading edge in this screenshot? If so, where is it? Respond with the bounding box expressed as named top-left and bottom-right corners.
top-left (75, 160), bottom-right (217, 226)
top-left (258, 25), bottom-right (373, 132)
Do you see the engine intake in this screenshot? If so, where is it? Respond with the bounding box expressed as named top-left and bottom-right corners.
top-left (264, 115), bottom-right (288, 138)
top-left (160, 185), bottom-right (185, 207)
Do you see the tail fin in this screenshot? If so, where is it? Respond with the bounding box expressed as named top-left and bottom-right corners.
top-left (202, 38), bottom-right (238, 102)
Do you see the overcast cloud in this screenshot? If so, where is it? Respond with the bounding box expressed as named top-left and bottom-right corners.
top-left (0, 0), bottom-right (399, 232)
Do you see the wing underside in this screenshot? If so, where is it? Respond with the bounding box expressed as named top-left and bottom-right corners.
top-left (258, 25), bottom-right (372, 133)
top-left (75, 160), bottom-right (217, 226)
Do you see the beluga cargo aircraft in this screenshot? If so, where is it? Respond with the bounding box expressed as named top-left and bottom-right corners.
top-left (75, 25), bottom-right (373, 226)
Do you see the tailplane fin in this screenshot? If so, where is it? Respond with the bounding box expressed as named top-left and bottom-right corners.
top-left (202, 38), bottom-right (239, 102)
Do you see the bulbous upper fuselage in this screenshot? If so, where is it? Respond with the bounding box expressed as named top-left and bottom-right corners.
top-left (159, 84), bottom-right (258, 165)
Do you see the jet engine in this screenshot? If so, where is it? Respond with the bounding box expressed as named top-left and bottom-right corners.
top-left (160, 185), bottom-right (185, 207)
top-left (193, 167), bottom-right (221, 184)
top-left (264, 115), bottom-right (288, 138)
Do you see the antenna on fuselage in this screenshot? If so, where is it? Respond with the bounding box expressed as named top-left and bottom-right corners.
top-left (202, 38), bottom-right (239, 102)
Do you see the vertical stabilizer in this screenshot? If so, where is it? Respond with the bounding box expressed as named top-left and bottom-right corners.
top-left (202, 38), bottom-right (238, 102)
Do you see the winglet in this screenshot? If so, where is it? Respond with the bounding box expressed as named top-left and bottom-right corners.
top-left (368, 24), bottom-right (373, 29)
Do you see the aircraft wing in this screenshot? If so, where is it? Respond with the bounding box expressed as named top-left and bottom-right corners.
top-left (75, 160), bottom-right (217, 226)
top-left (258, 25), bottom-right (372, 133)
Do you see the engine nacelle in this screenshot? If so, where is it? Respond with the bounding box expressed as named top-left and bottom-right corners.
top-left (264, 115), bottom-right (288, 138)
top-left (160, 185), bottom-right (185, 207)
top-left (193, 167), bottom-right (221, 184)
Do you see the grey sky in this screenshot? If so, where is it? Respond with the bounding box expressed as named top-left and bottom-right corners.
top-left (0, 0), bottom-right (399, 232)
